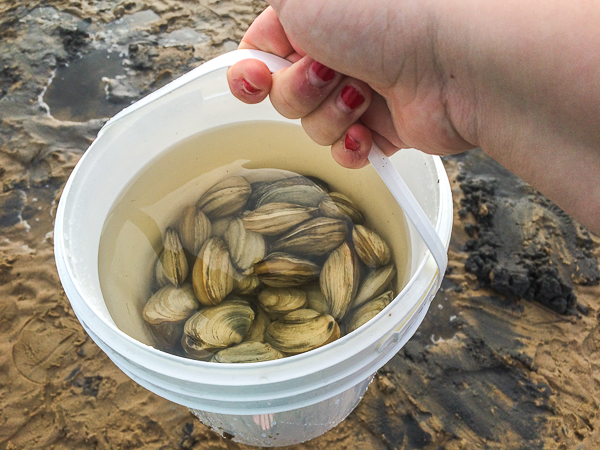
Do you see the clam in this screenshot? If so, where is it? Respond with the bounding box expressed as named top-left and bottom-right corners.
top-left (211, 341), bottom-right (284, 363)
top-left (265, 309), bottom-right (338, 355)
top-left (320, 242), bottom-right (360, 321)
top-left (210, 216), bottom-right (234, 238)
top-left (258, 287), bottom-right (308, 316)
top-left (143, 283), bottom-right (199, 325)
top-left (151, 321), bottom-right (185, 349)
top-left (242, 202), bottom-right (319, 235)
top-left (181, 334), bottom-right (214, 360)
top-left (155, 228), bottom-right (189, 287)
top-left (196, 176), bottom-right (252, 220)
top-left (305, 176), bottom-right (330, 193)
top-left (232, 271), bottom-right (263, 295)
top-left (178, 206), bottom-right (211, 259)
top-left (343, 290), bottom-right (393, 334)
top-left (304, 283), bottom-right (331, 315)
top-left (324, 320), bottom-right (341, 345)
top-left (270, 217), bottom-right (348, 256)
top-left (318, 192), bottom-right (365, 225)
top-left (224, 217), bottom-right (266, 273)
top-left (243, 305), bottom-right (270, 342)
top-left (254, 252), bottom-right (321, 287)
top-left (352, 225), bottom-right (391, 268)
top-left (182, 299), bottom-right (255, 359)
top-left (248, 176), bottom-right (327, 208)
top-left (352, 264), bottom-right (397, 309)
top-left (192, 237), bottom-right (235, 306)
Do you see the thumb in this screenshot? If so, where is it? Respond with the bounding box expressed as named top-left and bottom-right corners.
top-left (265, 0), bottom-right (282, 11)
top-left (263, 1), bottom-right (389, 86)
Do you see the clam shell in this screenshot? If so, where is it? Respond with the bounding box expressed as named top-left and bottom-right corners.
top-left (258, 287), bottom-right (308, 316)
top-left (178, 206), bottom-right (211, 259)
top-left (254, 252), bottom-right (321, 287)
top-left (270, 217), bottom-right (348, 256)
top-left (211, 341), bottom-right (284, 363)
top-left (232, 271), bottom-right (263, 295)
top-left (318, 192), bottom-right (365, 225)
top-left (155, 227), bottom-right (189, 287)
top-left (181, 335), bottom-right (214, 360)
top-left (150, 321), bottom-right (185, 349)
top-left (242, 202), bottom-right (318, 235)
top-left (224, 217), bottom-right (266, 273)
top-left (248, 176), bottom-right (326, 209)
top-left (265, 309), bottom-right (338, 355)
top-left (352, 264), bottom-right (396, 309)
top-left (210, 216), bottom-right (234, 238)
top-left (320, 242), bottom-right (360, 320)
top-left (304, 283), bottom-right (331, 315)
top-left (192, 237), bottom-right (235, 306)
top-left (324, 320), bottom-right (341, 345)
top-left (196, 176), bottom-right (251, 219)
top-left (343, 291), bottom-right (393, 334)
top-left (143, 283), bottom-right (199, 325)
top-left (243, 305), bottom-right (270, 342)
top-left (183, 299), bottom-right (255, 356)
top-left (352, 225), bottom-right (391, 268)
top-left (305, 176), bottom-right (330, 193)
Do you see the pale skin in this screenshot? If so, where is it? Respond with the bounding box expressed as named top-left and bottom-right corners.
top-left (227, 1), bottom-right (600, 234)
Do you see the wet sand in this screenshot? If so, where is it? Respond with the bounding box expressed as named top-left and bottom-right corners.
top-left (0, 1), bottom-right (599, 449)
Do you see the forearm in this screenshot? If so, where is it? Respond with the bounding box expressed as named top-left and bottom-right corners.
top-left (438, 0), bottom-right (600, 232)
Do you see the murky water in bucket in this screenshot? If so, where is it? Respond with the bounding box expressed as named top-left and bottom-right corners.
top-left (98, 121), bottom-right (412, 350)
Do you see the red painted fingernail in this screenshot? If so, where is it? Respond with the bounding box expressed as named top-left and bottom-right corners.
top-left (345, 134), bottom-right (361, 151)
top-left (340, 85), bottom-right (365, 111)
top-left (242, 78), bottom-right (261, 95)
top-left (311, 61), bottom-right (335, 82)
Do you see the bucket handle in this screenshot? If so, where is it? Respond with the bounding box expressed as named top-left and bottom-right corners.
top-left (220, 50), bottom-right (448, 281)
top-left (102, 48), bottom-right (448, 287)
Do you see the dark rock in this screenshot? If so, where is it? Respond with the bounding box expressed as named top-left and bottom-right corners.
top-left (57, 26), bottom-right (90, 57)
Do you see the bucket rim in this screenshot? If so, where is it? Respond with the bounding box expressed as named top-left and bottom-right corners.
top-left (54, 151), bottom-right (451, 386)
top-left (53, 50), bottom-right (453, 388)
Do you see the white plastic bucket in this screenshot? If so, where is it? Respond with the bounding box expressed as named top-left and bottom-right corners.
top-left (54, 51), bottom-right (453, 447)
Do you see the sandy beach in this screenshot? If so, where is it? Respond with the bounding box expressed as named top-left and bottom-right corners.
top-left (0, 1), bottom-right (599, 448)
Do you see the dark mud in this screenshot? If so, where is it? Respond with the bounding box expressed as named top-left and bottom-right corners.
top-left (0, 1), bottom-right (599, 449)
top-left (454, 150), bottom-right (598, 314)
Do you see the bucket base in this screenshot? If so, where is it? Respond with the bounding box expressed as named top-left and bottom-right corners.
top-left (190, 375), bottom-right (374, 447)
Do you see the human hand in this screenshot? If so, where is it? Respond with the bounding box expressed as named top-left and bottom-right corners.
top-left (226, 3), bottom-right (474, 169)
top-left (227, 1), bottom-right (600, 233)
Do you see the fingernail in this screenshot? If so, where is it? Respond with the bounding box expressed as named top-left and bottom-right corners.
top-left (308, 61), bottom-right (335, 87)
top-left (242, 78), bottom-right (261, 95)
top-left (345, 133), bottom-right (361, 151)
top-left (339, 85), bottom-right (365, 112)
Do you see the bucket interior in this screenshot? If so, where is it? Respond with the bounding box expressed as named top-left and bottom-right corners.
top-left (98, 121), bottom-right (413, 344)
top-left (58, 67), bottom-right (444, 353)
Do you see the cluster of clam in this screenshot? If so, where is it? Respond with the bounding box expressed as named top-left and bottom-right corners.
top-left (142, 173), bottom-right (397, 363)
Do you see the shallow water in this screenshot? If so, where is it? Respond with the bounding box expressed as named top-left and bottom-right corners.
top-left (44, 49), bottom-right (126, 121)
